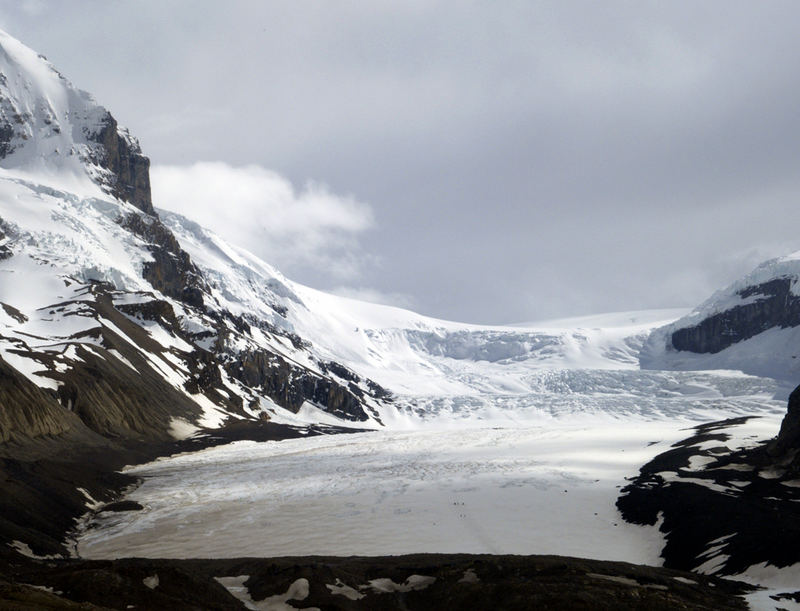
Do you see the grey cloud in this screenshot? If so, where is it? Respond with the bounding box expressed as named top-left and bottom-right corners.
top-left (2, 1), bottom-right (800, 322)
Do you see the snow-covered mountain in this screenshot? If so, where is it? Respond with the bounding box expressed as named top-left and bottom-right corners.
top-left (0, 29), bottom-right (405, 447)
top-left (641, 252), bottom-right (800, 381)
top-left (0, 30), bottom-right (152, 213)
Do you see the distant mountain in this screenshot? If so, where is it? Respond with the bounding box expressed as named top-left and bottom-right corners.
top-left (641, 252), bottom-right (800, 382)
top-left (4, 25), bottom-right (799, 451)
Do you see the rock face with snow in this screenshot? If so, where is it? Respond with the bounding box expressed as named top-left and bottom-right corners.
top-left (85, 113), bottom-right (153, 214)
top-left (641, 253), bottom-right (800, 381)
top-left (671, 278), bottom-right (800, 354)
top-left (617, 391), bottom-right (800, 585)
top-left (0, 31), bottom-right (152, 214)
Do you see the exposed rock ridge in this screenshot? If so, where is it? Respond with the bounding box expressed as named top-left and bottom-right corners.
top-left (227, 349), bottom-right (372, 422)
top-left (0, 356), bottom-right (79, 445)
top-left (618, 388), bottom-right (800, 579)
top-left (118, 210), bottom-right (389, 423)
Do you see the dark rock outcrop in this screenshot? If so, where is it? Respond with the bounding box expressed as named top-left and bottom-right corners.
top-left (86, 112), bottom-right (154, 215)
top-left (1, 553), bottom-right (753, 610)
top-left (0, 71), bottom-right (26, 161)
top-left (0, 285), bottom-right (204, 444)
top-left (227, 349), bottom-right (371, 421)
top-left (120, 212), bottom-right (206, 307)
top-left (0, 118), bottom-right (13, 159)
top-left (116, 296), bottom-right (181, 329)
top-left (0, 222), bottom-right (15, 260)
top-left (0, 356), bottom-right (79, 445)
top-left (671, 277), bottom-right (800, 354)
top-left (53, 342), bottom-right (200, 442)
top-left (768, 383), bottom-right (800, 458)
top-left (619, 389), bottom-right (800, 578)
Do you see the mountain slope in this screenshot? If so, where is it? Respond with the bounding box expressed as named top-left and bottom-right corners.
top-left (0, 30), bottom-right (395, 452)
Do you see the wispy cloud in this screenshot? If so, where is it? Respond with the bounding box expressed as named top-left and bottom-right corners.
top-left (330, 286), bottom-right (416, 310)
top-left (151, 162), bottom-right (374, 281)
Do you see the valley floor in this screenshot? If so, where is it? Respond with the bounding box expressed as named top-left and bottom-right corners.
top-left (76, 419), bottom-right (734, 561)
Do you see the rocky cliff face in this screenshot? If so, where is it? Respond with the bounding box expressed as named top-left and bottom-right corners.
top-left (671, 278), bottom-right (800, 354)
top-left (0, 30), bottom-right (153, 215)
top-left (120, 212), bottom-right (206, 305)
top-left (85, 114), bottom-right (154, 215)
top-left (227, 349), bottom-right (375, 422)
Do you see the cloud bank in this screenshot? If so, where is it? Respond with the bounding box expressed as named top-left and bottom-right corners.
top-left (151, 162), bottom-right (374, 281)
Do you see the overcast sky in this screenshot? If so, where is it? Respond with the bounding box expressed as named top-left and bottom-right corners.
top-left (2, 1), bottom-right (800, 323)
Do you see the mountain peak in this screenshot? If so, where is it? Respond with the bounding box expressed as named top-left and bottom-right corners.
top-left (0, 29), bottom-right (153, 214)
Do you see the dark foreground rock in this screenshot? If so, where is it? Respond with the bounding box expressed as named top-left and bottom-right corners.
top-left (618, 417), bottom-right (800, 574)
top-left (0, 417), bottom-right (756, 610)
top-left (615, 394), bottom-right (800, 611)
top-left (618, 384), bottom-right (800, 585)
top-left (768, 382), bottom-right (800, 460)
top-left (1, 553), bottom-right (752, 610)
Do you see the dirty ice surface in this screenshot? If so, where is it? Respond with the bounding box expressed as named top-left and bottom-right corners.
top-left (78, 407), bottom-right (785, 562)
